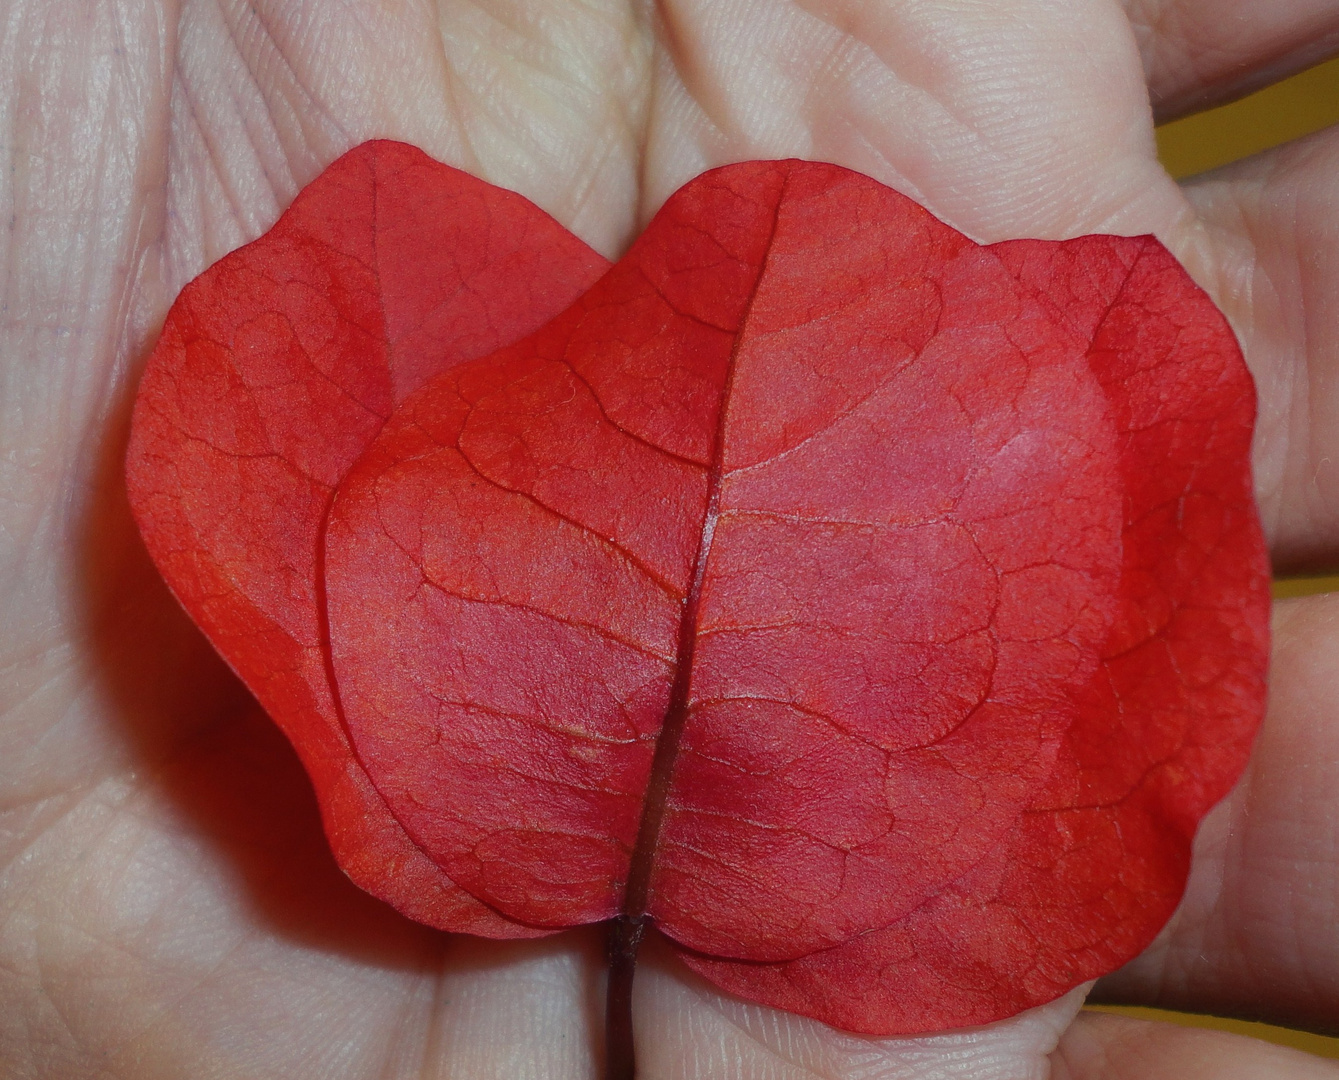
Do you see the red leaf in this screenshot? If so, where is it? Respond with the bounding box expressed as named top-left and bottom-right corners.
top-left (129, 150), bottom-right (1269, 1036)
top-left (125, 141), bottom-right (610, 933)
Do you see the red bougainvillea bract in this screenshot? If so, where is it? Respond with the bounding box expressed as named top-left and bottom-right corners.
top-left (127, 141), bottom-right (1270, 1036)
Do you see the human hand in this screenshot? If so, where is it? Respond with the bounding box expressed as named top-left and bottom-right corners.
top-left (2, 1), bottom-right (1337, 1076)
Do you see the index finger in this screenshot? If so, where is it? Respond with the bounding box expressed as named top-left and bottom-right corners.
top-left (1124, 0), bottom-right (1339, 120)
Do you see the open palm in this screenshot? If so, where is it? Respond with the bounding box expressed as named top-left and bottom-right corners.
top-left (4, 1), bottom-right (1339, 1077)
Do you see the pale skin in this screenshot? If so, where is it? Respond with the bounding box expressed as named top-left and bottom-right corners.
top-left (2, 1), bottom-right (1339, 1077)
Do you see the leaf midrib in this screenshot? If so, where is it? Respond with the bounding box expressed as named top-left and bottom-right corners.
top-left (619, 172), bottom-right (790, 920)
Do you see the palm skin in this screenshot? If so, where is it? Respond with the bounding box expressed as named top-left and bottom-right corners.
top-left (3, 1), bottom-right (1339, 1076)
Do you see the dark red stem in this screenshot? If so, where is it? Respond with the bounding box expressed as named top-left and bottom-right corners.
top-left (605, 915), bottom-right (646, 1080)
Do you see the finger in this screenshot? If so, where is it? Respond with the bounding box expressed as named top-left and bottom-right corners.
top-left (417, 935), bottom-right (604, 1080)
top-left (643, 0), bottom-right (1184, 242)
top-left (636, 938), bottom-right (1090, 1080)
top-left (0, 0), bottom-right (172, 710)
top-left (1092, 593), bottom-right (1339, 1031)
top-left (1051, 1012), bottom-right (1339, 1080)
top-left (1168, 126), bottom-right (1339, 570)
top-left (1122, 0), bottom-right (1339, 121)
top-left (197, 0), bottom-right (652, 257)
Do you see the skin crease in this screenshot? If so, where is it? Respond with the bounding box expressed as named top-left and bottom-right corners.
top-left (1, 2), bottom-right (1339, 1079)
